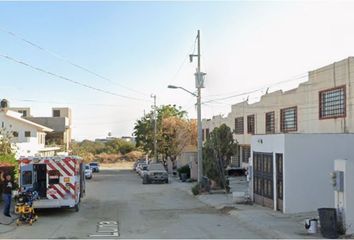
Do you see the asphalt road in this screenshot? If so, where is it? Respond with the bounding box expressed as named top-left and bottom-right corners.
top-left (0, 169), bottom-right (269, 239)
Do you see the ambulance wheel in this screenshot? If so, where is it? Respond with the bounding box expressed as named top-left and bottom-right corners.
top-left (16, 219), bottom-right (20, 226)
top-left (74, 203), bottom-right (79, 212)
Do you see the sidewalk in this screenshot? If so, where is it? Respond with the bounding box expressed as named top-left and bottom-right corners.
top-left (170, 175), bottom-right (321, 239)
top-left (0, 201), bottom-right (17, 234)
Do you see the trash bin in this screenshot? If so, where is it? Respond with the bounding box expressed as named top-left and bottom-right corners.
top-left (181, 173), bottom-right (187, 182)
top-left (201, 176), bottom-right (210, 192)
top-left (318, 208), bottom-right (339, 239)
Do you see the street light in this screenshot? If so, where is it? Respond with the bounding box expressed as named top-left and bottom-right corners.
top-left (167, 83), bottom-right (204, 184)
top-left (168, 30), bottom-right (205, 184)
top-left (168, 85), bottom-right (197, 97)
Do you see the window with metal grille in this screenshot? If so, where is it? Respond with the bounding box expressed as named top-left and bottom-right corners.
top-left (265, 111), bottom-right (275, 134)
top-left (247, 115), bottom-right (255, 134)
top-left (319, 86), bottom-right (346, 119)
top-left (235, 117), bottom-right (244, 134)
top-left (242, 145), bottom-right (251, 163)
top-left (53, 110), bottom-right (61, 117)
top-left (280, 107), bottom-right (297, 132)
top-left (25, 131), bottom-right (31, 137)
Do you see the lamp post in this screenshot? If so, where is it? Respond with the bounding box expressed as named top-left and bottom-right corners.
top-left (168, 30), bottom-right (205, 184)
top-left (168, 83), bottom-right (205, 184)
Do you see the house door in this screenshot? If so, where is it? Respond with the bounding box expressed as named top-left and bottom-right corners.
top-left (253, 152), bottom-right (274, 209)
top-left (276, 154), bottom-right (283, 211)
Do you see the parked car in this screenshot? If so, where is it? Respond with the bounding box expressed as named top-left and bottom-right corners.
top-left (134, 159), bottom-right (146, 171)
top-left (89, 162), bottom-right (100, 172)
top-left (136, 163), bottom-right (147, 176)
top-left (85, 164), bottom-right (93, 179)
top-left (142, 163), bottom-right (169, 184)
top-left (138, 164), bottom-right (148, 177)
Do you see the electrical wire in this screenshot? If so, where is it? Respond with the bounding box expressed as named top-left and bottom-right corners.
top-left (0, 53), bottom-right (150, 102)
top-left (0, 27), bottom-right (148, 97)
top-left (168, 35), bottom-right (198, 85)
top-left (13, 98), bottom-right (129, 108)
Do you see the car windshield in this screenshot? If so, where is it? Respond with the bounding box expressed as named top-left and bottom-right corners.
top-left (90, 163), bottom-right (98, 166)
top-left (148, 164), bottom-right (165, 171)
top-left (85, 165), bottom-right (90, 169)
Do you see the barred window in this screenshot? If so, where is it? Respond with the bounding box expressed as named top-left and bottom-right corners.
top-left (242, 145), bottom-right (251, 163)
top-left (235, 117), bottom-right (244, 134)
top-left (319, 86), bottom-right (346, 119)
top-left (265, 112), bottom-right (275, 134)
top-left (280, 107), bottom-right (297, 132)
top-left (247, 115), bottom-right (255, 134)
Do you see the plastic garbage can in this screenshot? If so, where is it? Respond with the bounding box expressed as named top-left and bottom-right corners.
top-left (318, 208), bottom-right (339, 239)
top-left (181, 173), bottom-right (187, 182)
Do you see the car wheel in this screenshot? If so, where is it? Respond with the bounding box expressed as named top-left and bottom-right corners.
top-left (165, 179), bottom-right (169, 184)
top-left (74, 203), bottom-right (79, 212)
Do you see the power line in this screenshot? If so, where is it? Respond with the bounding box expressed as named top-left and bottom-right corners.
top-left (13, 98), bottom-right (129, 108)
top-left (0, 53), bottom-right (150, 102)
top-left (168, 36), bottom-right (198, 84)
top-left (0, 27), bottom-right (148, 97)
top-left (203, 74), bottom-right (308, 104)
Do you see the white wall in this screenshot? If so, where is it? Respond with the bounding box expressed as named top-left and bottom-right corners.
top-left (284, 134), bottom-right (354, 213)
top-left (0, 111), bottom-right (46, 158)
top-left (251, 133), bottom-right (354, 214)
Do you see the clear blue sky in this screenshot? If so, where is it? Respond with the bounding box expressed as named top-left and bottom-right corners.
top-left (1, 1), bottom-right (354, 140)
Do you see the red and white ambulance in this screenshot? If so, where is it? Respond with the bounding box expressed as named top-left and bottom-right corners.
top-left (18, 156), bottom-right (85, 211)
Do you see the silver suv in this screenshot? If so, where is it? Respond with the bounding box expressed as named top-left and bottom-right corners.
top-left (143, 163), bottom-right (168, 184)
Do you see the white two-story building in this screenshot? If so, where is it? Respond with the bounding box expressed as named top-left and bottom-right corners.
top-left (0, 102), bottom-right (59, 158)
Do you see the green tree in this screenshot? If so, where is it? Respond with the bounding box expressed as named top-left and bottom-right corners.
top-left (0, 128), bottom-right (18, 178)
top-left (133, 104), bottom-right (187, 159)
top-left (105, 139), bottom-right (135, 154)
top-left (203, 124), bottom-right (238, 189)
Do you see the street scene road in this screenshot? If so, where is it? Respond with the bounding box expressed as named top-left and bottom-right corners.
top-left (0, 169), bottom-right (274, 239)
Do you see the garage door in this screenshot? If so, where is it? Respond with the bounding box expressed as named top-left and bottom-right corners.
top-left (253, 152), bottom-right (274, 209)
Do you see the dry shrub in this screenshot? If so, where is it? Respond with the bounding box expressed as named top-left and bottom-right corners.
top-left (95, 153), bottom-right (121, 163)
top-left (124, 150), bottom-right (144, 162)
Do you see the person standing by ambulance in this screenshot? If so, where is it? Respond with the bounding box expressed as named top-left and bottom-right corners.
top-left (1, 172), bottom-right (16, 217)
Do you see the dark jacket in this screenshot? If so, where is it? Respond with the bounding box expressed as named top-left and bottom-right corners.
top-left (2, 180), bottom-right (16, 194)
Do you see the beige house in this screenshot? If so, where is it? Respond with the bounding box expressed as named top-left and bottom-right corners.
top-left (10, 107), bottom-right (72, 151)
top-left (202, 57), bottom-right (354, 168)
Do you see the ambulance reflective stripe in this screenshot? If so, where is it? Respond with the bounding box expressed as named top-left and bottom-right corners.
top-left (56, 161), bottom-right (73, 176)
top-left (61, 183), bottom-right (76, 199)
top-left (64, 158), bottom-right (76, 172)
top-left (47, 194), bottom-right (58, 199)
top-left (50, 185), bottom-right (65, 198)
top-left (47, 187), bottom-right (60, 199)
top-left (47, 161), bottom-right (68, 177)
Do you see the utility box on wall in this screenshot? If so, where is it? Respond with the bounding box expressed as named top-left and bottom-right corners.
top-left (334, 159), bottom-right (354, 235)
top-left (333, 170), bottom-right (344, 192)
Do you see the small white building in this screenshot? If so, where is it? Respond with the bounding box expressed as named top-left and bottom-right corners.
top-left (0, 108), bottom-right (58, 158)
top-left (251, 133), bottom-right (354, 213)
